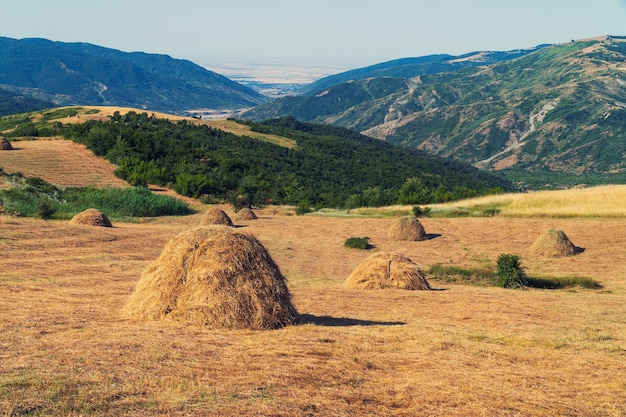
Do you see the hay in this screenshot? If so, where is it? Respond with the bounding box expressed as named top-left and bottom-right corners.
top-left (69, 208), bottom-right (112, 227)
top-left (234, 208), bottom-right (258, 221)
top-left (200, 207), bottom-right (233, 226)
top-left (388, 216), bottom-right (427, 241)
top-left (122, 225), bottom-right (299, 329)
top-left (530, 229), bottom-right (577, 257)
top-left (345, 252), bottom-right (431, 290)
top-left (0, 137), bottom-right (12, 150)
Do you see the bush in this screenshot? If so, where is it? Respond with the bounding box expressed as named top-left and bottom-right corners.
top-left (344, 236), bottom-right (370, 249)
top-left (36, 199), bottom-right (57, 220)
top-left (412, 205), bottom-right (431, 217)
top-left (495, 254), bottom-right (527, 288)
top-left (295, 201), bottom-right (311, 216)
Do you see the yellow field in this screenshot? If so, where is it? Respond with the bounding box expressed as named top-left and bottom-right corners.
top-left (1, 136), bottom-right (626, 416)
top-left (430, 185), bottom-right (626, 218)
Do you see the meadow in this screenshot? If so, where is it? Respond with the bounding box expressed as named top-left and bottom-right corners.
top-left (1, 125), bottom-right (625, 416)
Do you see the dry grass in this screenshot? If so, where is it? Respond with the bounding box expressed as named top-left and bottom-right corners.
top-left (431, 185), bottom-right (626, 218)
top-left (1, 212), bottom-right (626, 416)
top-left (69, 208), bottom-right (113, 227)
top-left (345, 252), bottom-right (431, 290)
top-left (530, 229), bottom-right (577, 258)
top-left (0, 139), bottom-right (129, 188)
top-left (122, 225), bottom-right (298, 329)
top-left (199, 207), bottom-right (234, 226)
top-left (387, 216), bottom-right (427, 241)
top-left (233, 208), bottom-right (258, 221)
top-left (1, 135), bottom-right (626, 416)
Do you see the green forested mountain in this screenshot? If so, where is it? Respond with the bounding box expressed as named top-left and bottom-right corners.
top-left (0, 88), bottom-right (55, 116)
top-left (243, 36), bottom-right (626, 188)
top-left (0, 37), bottom-right (267, 113)
top-left (303, 46), bottom-right (548, 94)
top-left (4, 110), bottom-right (514, 208)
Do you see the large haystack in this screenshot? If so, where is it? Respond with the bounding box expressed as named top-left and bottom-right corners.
top-left (388, 216), bottom-right (427, 241)
top-left (69, 208), bottom-right (112, 227)
top-left (122, 225), bottom-right (299, 329)
top-left (0, 137), bottom-right (12, 150)
top-left (530, 229), bottom-right (577, 257)
top-left (345, 253), bottom-right (431, 290)
top-left (234, 208), bottom-right (258, 221)
top-left (200, 207), bottom-right (233, 226)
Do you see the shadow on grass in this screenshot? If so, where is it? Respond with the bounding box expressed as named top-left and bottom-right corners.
top-left (299, 314), bottom-right (405, 327)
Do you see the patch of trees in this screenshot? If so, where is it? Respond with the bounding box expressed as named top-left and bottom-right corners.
top-left (55, 112), bottom-right (513, 208)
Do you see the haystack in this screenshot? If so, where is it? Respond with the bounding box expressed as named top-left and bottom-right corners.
top-left (69, 208), bottom-right (112, 227)
top-left (200, 207), bottom-right (233, 226)
top-left (0, 137), bottom-right (12, 150)
top-left (530, 229), bottom-right (577, 257)
top-left (388, 216), bottom-right (427, 241)
top-left (234, 208), bottom-right (258, 221)
top-left (345, 253), bottom-right (431, 290)
top-left (122, 225), bottom-right (299, 329)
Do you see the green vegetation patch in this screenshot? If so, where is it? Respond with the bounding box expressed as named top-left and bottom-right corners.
top-left (344, 236), bottom-right (370, 250)
top-left (428, 263), bottom-right (601, 290)
top-left (0, 171), bottom-right (191, 220)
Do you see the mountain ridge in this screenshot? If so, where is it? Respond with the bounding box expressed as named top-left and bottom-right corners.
top-left (0, 37), bottom-right (267, 114)
top-left (242, 36), bottom-right (626, 188)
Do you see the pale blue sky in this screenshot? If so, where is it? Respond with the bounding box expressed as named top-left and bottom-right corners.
top-left (1, 0), bottom-right (625, 69)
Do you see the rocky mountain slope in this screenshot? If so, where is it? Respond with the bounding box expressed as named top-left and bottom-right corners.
top-left (243, 36), bottom-right (626, 187)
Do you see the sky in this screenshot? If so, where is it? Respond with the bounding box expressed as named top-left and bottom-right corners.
top-left (2, 0), bottom-right (626, 76)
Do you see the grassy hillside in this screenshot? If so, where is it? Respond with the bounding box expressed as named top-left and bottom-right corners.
top-left (242, 36), bottom-right (626, 189)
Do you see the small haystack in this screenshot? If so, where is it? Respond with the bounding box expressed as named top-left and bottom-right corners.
top-left (200, 207), bottom-right (233, 226)
top-left (69, 208), bottom-right (112, 227)
top-left (388, 216), bottom-right (427, 241)
top-left (234, 208), bottom-right (258, 221)
top-left (122, 225), bottom-right (299, 329)
top-left (0, 137), bottom-right (12, 150)
top-left (345, 253), bottom-right (431, 290)
top-left (530, 229), bottom-right (577, 257)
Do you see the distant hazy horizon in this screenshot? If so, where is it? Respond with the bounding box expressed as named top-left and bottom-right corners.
top-left (2, 0), bottom-right (625, 72)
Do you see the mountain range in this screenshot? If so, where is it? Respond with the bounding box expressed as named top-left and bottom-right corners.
top-left (243, 36), bottom-right (626, 188)
top-left (0, 37), bottom-right (267, 114)
top-left (2, 35), bottom-right (626, 189)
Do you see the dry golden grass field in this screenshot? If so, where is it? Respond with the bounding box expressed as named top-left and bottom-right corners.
top-left (1, 122), bottom-right (626, 416)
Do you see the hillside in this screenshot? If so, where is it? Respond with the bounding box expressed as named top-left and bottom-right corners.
top-left (0, 37), bottom-right (267, 114)
top-left (303, 46), bottom-right (548, 94)
top-left (242, 36), bottom-right (626, 188)
top-left (1, 107), bottom-right (514, 208)
top-left (0, 87), bottom-right (55, 116)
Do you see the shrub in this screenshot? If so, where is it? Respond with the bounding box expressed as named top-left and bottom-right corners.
top-left (495, 254), bottom-right (527, 288)
top-left (412, 205), bottom-right (431, 217)
top-left (36, 199), bottom-right (57, 220)
top-left (344, 236), bottom-right (370, 249)
top-left (295, 201), bottom-right (311, 216)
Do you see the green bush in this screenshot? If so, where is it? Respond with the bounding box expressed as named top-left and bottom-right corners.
top-left (344, 236), bottom-right (370, 249)
top-left (36, 199), bottom-right (57, 220)
top-left (0, 174), bottom-right (191, 219)
top-left (295, 201), bottom-right (311, 216)
top-left (412, 205), bottom-right (431, 217)
top-left (495, 254), bottom-right (527, 288)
